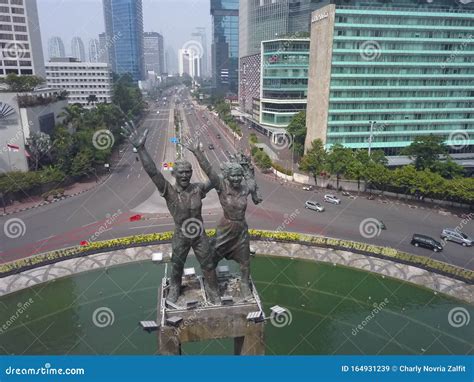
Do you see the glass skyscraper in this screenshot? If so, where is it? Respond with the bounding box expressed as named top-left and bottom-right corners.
top-left (103, 0), bottom-right (145, 81)
top-left (305, 0), bottom-right (474, 155)
top-left (211, 0), bottom-right (239, 94)
top-left (260, 39), bottom-right (310, 127)
top-left (239, 0), bottom-right (327, 113)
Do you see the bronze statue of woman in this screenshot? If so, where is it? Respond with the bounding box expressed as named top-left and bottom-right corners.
top-left (183, 141), bottom-right (263, 299)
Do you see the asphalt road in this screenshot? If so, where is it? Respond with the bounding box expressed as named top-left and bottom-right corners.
top-left (1, 88), bottom-right (473, 271)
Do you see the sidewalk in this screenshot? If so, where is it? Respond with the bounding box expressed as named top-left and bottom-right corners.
top-left (0, 175), bottom-right (109, 216)
top-left (1, 144), bottom-right (126, 217)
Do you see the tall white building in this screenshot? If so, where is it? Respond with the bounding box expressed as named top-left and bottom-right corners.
top-left (48, 36), bottom-right (66, 59)
top-left (88, 38), bottom-right (100, 62)
top-left (0, 0), bottom-right (45, 77)
top-left (178, 48), bottom-right (200, 79)
top-left (45, 58), bottom-right (113, 106)
top-left (70, 36), bottom-right (86, 62)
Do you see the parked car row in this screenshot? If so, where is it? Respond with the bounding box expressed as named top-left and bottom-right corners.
top-left (304, 195), bottom-right (471, 253)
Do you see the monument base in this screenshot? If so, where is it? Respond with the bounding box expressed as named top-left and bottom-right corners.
top-left (157, 269), bottom-right (265, 355)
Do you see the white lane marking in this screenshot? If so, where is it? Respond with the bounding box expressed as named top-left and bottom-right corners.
top-left (82, 221), bottom-right (98, 228)
top-left (127, 174), bottom-right (130, 179)
top-left (37, 235), bottom-right (54, 242)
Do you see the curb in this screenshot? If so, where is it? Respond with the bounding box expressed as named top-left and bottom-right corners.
top-left (0, 176), bottom-right (110, 217)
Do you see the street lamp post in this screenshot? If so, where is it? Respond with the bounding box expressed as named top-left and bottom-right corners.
top-left (290, 133), bottom-right (295, 181)
top-left (368, 120), bottom-right (376, 157)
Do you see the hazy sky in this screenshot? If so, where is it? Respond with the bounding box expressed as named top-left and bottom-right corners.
top-left (37, 0), bottom-right (212, 67)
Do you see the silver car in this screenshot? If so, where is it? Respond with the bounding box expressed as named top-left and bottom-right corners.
top-left (324, 194), bottom-right (341, 205)
top-left (305, 201), bottom-right (324, 212)
top-left (441, 229), bottom-right (473, 247)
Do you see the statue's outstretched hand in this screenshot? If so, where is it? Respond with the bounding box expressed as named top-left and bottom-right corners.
top-left (121, 122), bottom-right (148, 149)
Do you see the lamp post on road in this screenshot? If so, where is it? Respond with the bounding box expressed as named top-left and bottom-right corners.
top-left (368, 120), bottom-right (376, 157)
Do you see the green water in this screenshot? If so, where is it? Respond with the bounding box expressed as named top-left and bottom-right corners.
top-left (0, 257), bottom-right (472, 355)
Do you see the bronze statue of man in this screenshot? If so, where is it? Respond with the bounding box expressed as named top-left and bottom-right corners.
top-left (121, 123), bottom-right (220, 304)
top-left (183, 141), bottom-right (263, 299)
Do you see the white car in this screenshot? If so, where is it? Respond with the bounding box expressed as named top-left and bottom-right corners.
top-left (302, 185), bottom-right (314, 191)
top-left (324, 194), bottom-right (341, 205)
top-left (132, 147), bottom-right (138, 153)
top-left (156, 111), bottom-right (160, 114)
top-left (305, 201), bottom-right (324, 212)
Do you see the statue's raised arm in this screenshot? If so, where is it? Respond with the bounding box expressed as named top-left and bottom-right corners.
top-left (121, 122), bottom-right (167, 194)
top-left (181, 139), bottom-right (222, 191)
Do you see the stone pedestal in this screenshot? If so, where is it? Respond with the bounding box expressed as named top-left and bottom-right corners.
top-left (157, 272), bottom-right (265, 355)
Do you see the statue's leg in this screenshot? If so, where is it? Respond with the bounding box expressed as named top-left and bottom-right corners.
top-left (193, 235), bottom-right (221, 304)
top-left (168, 234), bottom-right (190, 303)
top-left (239, 229), bottom-right (252, 300)
top-left (239, 260), bottom-right (252, 299)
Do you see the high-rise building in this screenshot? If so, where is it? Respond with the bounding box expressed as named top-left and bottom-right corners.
top-left (46, 57), bottom-right (113, 106)
top-left (143, 32), bottom-right (164, 75)
top-left (98, 32), bottom-right (108, 63)
top-left (71, 37), bottom-right (86, 62)
top-left (305, 0), bottom-right (474, 155)
top-left (48, 36), bottom-right (66, 60)
top-left (179, 49), bottom-right (200, 79)
top-left (192, 27), bottom-right (208, 77)
top-left (239, 0), bottom-right (327, 113)
top-left (210, 0), bottom-right (239, 94)
top-left (166, 46), bottom-right (177, 74)
top-left (103, 0), bottom-right (145, 81)
top-left (0, 0), bottom-right (45, 77)
top-left (88, 39), bottom-right (100, 62)
top-left (259, 39), bottom-right (310, 132)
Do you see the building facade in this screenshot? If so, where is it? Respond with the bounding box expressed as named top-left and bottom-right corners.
top-left (305, 0), bottom-right (474, 155)
top-left (211, 0), bottom-right (239, 94)
top-left (71, 36), bottom-right (86, 62)
top-left (179, 49), bottom-right (200, 79)
top-left (88, 38), bottom-right (100, 62)
top-left (45, 58), bottom-right (113, 106)
top-left (0, 89), bottom-right (66, 172)
top-left (143, 32), bottom-right (164, 75)
top-left (48, 36), bottom-right (66, 60)
top-left (98, 32), bottom-right (108, 63)
top-left (0, 0), bottom-right (45, 77)
top-left (260, 38), bottom-right (310, 129)
top-left (103, 0), bottom-right (145, 81)
top-left (238, 0), bottom-right (327, 113)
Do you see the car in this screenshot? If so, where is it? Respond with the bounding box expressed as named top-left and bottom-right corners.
top-left (132, 147), bottom-right (138, 153)
top-left (441, 228), bottom-right (473, 247)
top-left (377, 220), bottom-right (386, 230)
top-left (324, 194), bottom-right (341, 204)
top-left (410, 234), bottom-right (443, 252)
top-left (216, 134), bottom-right (221, 139)
top-left (208, 144), bottom-right (215, 150)
top-left (304, 201), bottom-right (324, 212)
top-left (156, 111), bottom-right (160, 114)
top-left (302, 185), bottom-right (314, 191)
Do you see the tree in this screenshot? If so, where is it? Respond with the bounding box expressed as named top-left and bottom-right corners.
top-left (27, 132), bottom-right (52, 170)
top-left (59, 104), bottom-right (85, 131)
top-left (299, 139), bottom-right (326, 186)
top-left (286, 111), bottom-right (306, 157)
top-left (430, 158), bottom-right (464, 179)
top-left (87, 94), bottom-right (98, 106)
top-left (401, 135), bottom-right (447, 170)
top-left (325, 144), bottom-right (353, 189)
top-left (51, 125), bottom-right (74, 174)
top-left (70, 149), bottom-right (94, 178)
top-left (1, 73), bottom-right (45, 92)
top-left (254, 150), bottom-right (272, 170)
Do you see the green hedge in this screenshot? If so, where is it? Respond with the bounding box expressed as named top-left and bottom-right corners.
top-left (272, 162), bottom-right (293, 176)
top-left (1, 230), bottom-right (472, 283)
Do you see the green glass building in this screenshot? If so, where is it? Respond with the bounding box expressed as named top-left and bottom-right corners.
top-left (260, 39), bottom-right (310, 129)
top-left (305, 0), bottom-right (474, 155)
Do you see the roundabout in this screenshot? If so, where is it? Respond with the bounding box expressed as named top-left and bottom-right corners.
top-left (1, 232), bottom-right (472, 355)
